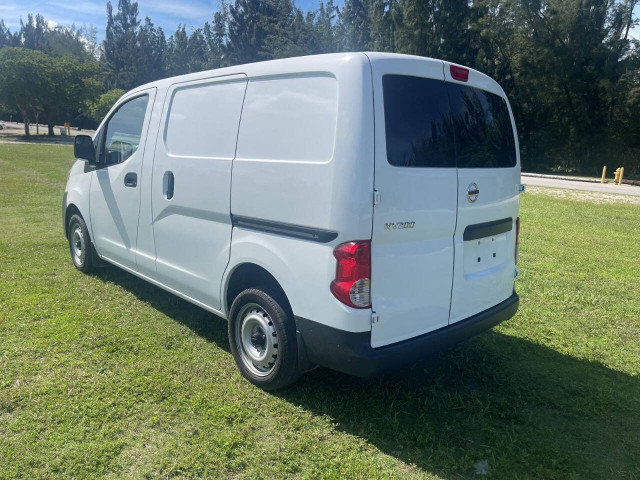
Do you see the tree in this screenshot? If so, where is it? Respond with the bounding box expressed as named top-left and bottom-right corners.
top-left (167, 25), bottom-right (189, 75)
top-left (40, 56), bottom-right (101, 135)
top-left (314, 1), bottom-right (339, 53)
top-left (46, 24), bottom-right (96, 61)
top-left (0, 48), bottom-right (49, 136)
top-left (227, 0), bottom-right (274, 64)
top-left (138, 18), bottom-right (166, 83)
top-left (0, 20), bottom-right (20, 48)
top-left (102, 0), bottom-right (141, 90)
top-left (204, 8), bottom-right (229, 67)
top-left (20, 14), bottom-right (49, 51)
top-left (260, 0), bottom-right (311, 59)
top-left (187, 28), bottom-right (209, 72)
top-left (85, 89), bottom-right (125, 123)
top-left (340, 0), bottom-right (372, 51)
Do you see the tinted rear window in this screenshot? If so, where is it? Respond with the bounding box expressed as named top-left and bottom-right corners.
top-left (382, 75), bottom-right (516, 168)
top-left (383, 75), bottom-right (454, 167)
top-left (448, 83), bottom-right (517, 168)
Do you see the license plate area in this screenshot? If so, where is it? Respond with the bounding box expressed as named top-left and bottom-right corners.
top-left (463, 233), bottom-right (509, 278)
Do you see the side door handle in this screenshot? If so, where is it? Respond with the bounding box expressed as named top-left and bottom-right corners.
top-left (163, 171), bottom-right (174, 200)
top-left (124, 172), bottom-right (137, 187)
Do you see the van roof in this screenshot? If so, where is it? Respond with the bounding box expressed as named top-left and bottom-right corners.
top-left (126, 52), bottom-right (505, 101)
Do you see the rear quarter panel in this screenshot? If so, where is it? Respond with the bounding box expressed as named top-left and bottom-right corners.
top-left (230, 53), bottom-right (375, 242)
top-left (227, 54), bottom-right (375, 330)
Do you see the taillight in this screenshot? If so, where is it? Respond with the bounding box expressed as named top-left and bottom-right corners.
top-left (330, 241), bottom-right (371, 309)
top-left (450, 65), bottom-right (469, 82)
top-left (515, 217), bottom-right (520, 264)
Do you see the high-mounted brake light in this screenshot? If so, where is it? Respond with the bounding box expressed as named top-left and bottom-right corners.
top-left (450, 65), bottom-right (469, 82)
top-left (515, 217), bottom-right (520, 264)
top-left (330, 241), bottom-right (371, 309)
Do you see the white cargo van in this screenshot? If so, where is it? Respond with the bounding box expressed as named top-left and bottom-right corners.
top-left (64, 53), bottom-right (521, 390)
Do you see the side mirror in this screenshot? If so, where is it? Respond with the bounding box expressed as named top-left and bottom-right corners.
top-left (74, 135), bottom-right (96, 165)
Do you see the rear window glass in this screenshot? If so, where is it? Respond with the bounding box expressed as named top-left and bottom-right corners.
top-left (448, 83), bottom-right (517, 168)
top-left (382, 75), bottom-right (517, 168)
top-left (383, 75), bottom-right (454, 168)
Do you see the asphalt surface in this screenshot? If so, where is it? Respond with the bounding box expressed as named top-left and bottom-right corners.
top-left (0, 121), bottom-right (94, 138)
top-left (522, 173), bottom-right (640, 196)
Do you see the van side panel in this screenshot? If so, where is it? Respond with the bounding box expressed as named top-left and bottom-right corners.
top-left (151, 74), bottom-right (248, 310)
top-left (228, 54), bottom-right (375, 331)
top-left (233, 74), bottom-right (338, 229)
top-left (231, 54), bottom-right (374, 242)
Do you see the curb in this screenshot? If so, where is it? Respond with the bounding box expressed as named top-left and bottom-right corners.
top-left (522, 172), bottom-right (640, 187)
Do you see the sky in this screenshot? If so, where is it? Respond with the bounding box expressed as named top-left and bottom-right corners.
top-left (0, 0), bottom-right (344, 41)
top-left (0, 0), bottom-right (637, 43)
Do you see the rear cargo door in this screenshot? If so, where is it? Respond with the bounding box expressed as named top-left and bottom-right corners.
top-left (444, 64), bottom-right (520, 324)
top-left (369, 57), bottom-right (457, 348)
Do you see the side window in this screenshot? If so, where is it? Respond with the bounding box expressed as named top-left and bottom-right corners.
top-left (101, 95), bottom-right (149, 166)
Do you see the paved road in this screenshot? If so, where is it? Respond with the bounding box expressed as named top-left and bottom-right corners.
top-left (523, 173), bottom-right (640, 197)
top-left (0, 121), bottom-right (94, 138)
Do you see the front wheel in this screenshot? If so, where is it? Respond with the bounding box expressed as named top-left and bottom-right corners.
top-left (67, 214), bottom-right (95, 273)
top-left (228, 287), bottom-right (300, 390)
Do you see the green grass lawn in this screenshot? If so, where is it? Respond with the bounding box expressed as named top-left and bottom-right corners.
top-left (1, 143), bottom-right (639, 479)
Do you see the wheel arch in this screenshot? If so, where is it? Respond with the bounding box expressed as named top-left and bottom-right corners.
top-left (224, 262), bottom-right (293, 319)
top-left (64, 203), bottom-right (83, 238)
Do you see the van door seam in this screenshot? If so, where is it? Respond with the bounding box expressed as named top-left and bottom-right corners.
top-left (221, 74), bottom-right (249, 313)
top-left (148, 86), bottom-right (172, 273)
top-left (133, 87), bottom-right (157, 272)
top-left (446, 77), bottom-right (459, 326)
top-left (362, 53), bottom-right (376, 328)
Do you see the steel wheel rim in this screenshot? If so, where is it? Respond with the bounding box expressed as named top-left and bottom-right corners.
top-left (71, 224), bottom-right (85, 266)
top-left (235, 303), bottom-right (278, 377)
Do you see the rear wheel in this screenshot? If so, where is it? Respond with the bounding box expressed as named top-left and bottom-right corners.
top-left (67, 214), bottom-right (95, 273)
top-left (228, 287), bottom-right (300, 390)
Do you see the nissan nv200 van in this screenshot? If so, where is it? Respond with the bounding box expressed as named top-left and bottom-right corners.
top-left (64, 53), bottom-right (522, 390)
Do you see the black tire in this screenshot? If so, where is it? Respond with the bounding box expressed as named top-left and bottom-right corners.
top-left (67, 214), bottom-right (95, 273)
top-left (228, 287), bottom-right (300, 390)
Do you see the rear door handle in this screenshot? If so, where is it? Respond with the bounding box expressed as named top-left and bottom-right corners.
top-left (163, 171), bottom-right (174, 200)
top-left (124, 172), bottom-right (137, 187)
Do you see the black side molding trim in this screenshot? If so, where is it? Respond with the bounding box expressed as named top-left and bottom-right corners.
top-left (463, 217), bottom-right (512, 241)
top-left (232, 215), bottom-right (339, 243)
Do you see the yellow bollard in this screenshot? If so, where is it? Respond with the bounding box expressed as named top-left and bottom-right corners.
top-left (601, 166), bottom-right (607, 184)
top-left (614, 168), bottom-right (621, 185)
top-left (619, 167), bottom-right (624, 186)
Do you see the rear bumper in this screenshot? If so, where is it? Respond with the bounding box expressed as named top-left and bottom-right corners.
top-left (295, 292), bottom-right (519, 377)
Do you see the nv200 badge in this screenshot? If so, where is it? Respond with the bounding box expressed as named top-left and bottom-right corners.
top-left (384, 221), bottom-right (415, 230)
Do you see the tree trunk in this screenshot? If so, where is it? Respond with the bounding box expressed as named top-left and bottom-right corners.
top-left (35, 112), bottom-right (39, 135)
top-left (23, 119), bottom-right (30, 137)
top-left (48, 123), bottom-right (55, 136)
